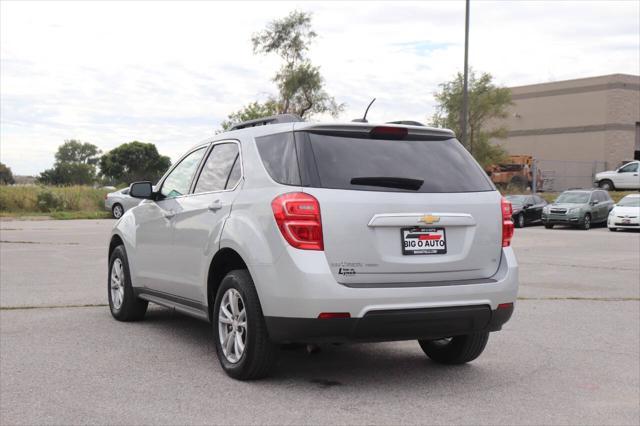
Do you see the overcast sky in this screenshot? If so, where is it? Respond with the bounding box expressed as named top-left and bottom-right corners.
top-left (1, 1), bottom-right (638, 175)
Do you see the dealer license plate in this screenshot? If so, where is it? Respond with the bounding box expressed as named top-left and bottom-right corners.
top-left (401, 227), bottom-right (447, 255)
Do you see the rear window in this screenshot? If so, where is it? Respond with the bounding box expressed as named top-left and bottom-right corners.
top-left (255, 131), bottom-right (494, 193)
top-left (302, 133), bottom-right (493, 193)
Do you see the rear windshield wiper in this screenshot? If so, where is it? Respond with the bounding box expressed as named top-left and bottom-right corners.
top-left (350, 177), bottom-right (424, 191)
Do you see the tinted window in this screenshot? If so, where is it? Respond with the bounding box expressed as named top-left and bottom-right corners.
top-left (160, 147), bottom-right (206, 198)
top-left (255, 133), bottom-right (301, 185)
top-left (534, 195), bottom-right (546, 204)
top-left (194, 143), bottom-right (241, 193)
top-left (599, 191), bottom-right (611, 201)
top-left (304, 134), bottom-right (493, 193)
top-left (619, 162), bottom-right (638, 173)
top-left (506, 195), bottom-right (527, 204)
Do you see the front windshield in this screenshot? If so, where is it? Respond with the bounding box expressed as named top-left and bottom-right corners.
top-left (617, 197), bottom-right (640, 207)
top-left (506, 195), bottom-right (526, 204)
top-left (555, 192), bottom-right (590, 204)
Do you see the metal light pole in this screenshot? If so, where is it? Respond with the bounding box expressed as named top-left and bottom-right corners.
top-left (461, 0), bottom-right (470, 153)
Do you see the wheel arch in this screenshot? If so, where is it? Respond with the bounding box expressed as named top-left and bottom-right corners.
top-left (109, 234), bottom-right (124, 258)
top-left (206, 247), bottom-right (249, 322)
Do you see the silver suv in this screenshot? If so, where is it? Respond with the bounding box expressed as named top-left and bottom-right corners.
top-left (107, 116), bottom-right (519, 380)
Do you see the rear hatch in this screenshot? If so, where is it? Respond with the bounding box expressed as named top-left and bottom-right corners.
top-left (293, 124), bottom-right (502, 286)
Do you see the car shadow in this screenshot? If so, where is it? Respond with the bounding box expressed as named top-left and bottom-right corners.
top-left (138, 306), bottom-right (494, 391)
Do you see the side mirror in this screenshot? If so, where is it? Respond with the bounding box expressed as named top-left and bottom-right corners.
top-left (590, 200), bottom-right (599, 206)
top-left (129, 181), bottom-right (154, 199)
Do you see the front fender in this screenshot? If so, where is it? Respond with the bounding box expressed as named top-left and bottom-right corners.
top-left (110, 211), bottom-right (139, 282)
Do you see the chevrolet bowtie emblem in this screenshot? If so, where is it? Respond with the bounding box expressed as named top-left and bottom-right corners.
top-left (419, 214), bottom-right (440, 224)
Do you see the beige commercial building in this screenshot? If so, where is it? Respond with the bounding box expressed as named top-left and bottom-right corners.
top-left (493, 74), bottom-right (640, 170)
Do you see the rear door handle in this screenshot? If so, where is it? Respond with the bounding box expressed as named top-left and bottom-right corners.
top-left (208, 199), bottom-right (222, 212)
top-left (163, 211), bottom-right (176, 219)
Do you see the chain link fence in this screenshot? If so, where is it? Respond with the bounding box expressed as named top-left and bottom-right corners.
top-left (535, 159), bottom-right (607, 192)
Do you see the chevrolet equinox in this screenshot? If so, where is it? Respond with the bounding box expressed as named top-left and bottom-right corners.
top-left (107, 115), bottom-right (518, 380)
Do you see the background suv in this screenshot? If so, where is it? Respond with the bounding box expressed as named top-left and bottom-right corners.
top-left (107, 116), bottom-right (519, 380)
top-left (542, 189), bottom-right (614, 230)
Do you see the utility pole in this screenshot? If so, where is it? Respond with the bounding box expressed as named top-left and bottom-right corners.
top-left (461, 0), bottom-right (470, 153)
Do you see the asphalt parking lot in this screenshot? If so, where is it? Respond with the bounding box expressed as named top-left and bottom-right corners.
top-left (1, 219), bottom-right (639, 425)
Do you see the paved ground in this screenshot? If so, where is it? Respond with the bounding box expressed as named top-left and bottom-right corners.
top-left (1, 219), bottom-right (639, 425)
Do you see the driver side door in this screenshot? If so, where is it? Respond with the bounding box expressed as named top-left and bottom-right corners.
top-left (131, 146), bottom-right (207, 292)
top-left (616, 162), bottom-right (639, 189)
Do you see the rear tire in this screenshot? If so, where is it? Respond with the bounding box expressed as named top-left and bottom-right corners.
top-left (213, 269), bottom-right (278, 380)
top-left (582, 214), bottom-right (591, 230)
top-left (108, 245), bottom-right (147, 321)
top-left (112, 203), bottom-right (124, 219)
top-left (419, 332), bottom-right (489, 365)
top-left (510, 176), bottom-right (526, 190)
top-left (598, 180), bottom-right (614, 191)
top-left (515, 213), bottom-right (525, 228)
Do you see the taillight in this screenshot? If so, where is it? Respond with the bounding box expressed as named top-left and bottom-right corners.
top-left (318, 312), bottom-right (351, 319)
top-left (501, 196), bottom-right (514, 247)
top-left (271, 192), bottom-right (323, 250)
top-left (370, 126), bottom-right (408, 140)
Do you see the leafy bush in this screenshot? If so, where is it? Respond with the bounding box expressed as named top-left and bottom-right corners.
top-left (0, 185), bottom-right (108, 213)
top-left (36, 189), bottom-right (66, 212)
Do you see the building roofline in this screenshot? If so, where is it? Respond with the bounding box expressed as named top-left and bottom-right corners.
top-left (509, 73), bottom-right (640, 92)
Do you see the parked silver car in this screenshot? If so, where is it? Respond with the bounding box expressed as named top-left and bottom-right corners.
top-left (104, 188), bottom-right (141, 219)
top-left (107, 115), bottom-right (519, 380)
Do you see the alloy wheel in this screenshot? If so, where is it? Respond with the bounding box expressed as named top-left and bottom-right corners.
top-left (113, 205), bottom-right (123, 219)
top-left (110, 258), bottom-right (125, 309)
top-left (218, 288), bottom-right (247, 363)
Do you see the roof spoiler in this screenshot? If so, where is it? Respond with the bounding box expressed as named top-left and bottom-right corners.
top-left (299, 123), bottom-right (455, 140)
top-left (229, 114), bottom-right (303, 131)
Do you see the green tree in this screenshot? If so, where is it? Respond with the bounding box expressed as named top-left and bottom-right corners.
top-left (55, 139), bottom-right (101, 165)
top-left (37, 140), bottom-right (101, 185)
top-left (220, 101), bottom-right (279, 132)
top-left (431, 70), bottom-right (512, 167)
top-left (221, 10), bottom-right (343, 131)
top-left (99, 141), bottom-right (171, 185)
top-left (0, 162), bottom-right (15, 185)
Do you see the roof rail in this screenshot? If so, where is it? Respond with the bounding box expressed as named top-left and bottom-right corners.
top-left (386, 120), bottom-right (425, 126)
top-left (229, 114), bottom-right (303, 131)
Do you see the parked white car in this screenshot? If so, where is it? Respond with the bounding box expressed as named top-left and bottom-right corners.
top-left (594, 161), bottom-right (640, 190)
top-left (608, 194), bottom-right (640, 231)
top-left (104, 188), bottom-right (142, 219)
top-left (107, 115), bottom-right (519, 380)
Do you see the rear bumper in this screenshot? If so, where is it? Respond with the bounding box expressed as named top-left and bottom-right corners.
top-left (265, 303), bottom-right (514, 343)
top-left (250, 246), bottom-right (518, 328)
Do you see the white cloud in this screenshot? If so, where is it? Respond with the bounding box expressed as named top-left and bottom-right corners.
top-left (1, 0), bottom-right (638, 175)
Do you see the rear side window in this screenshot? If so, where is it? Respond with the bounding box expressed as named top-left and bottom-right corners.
top-left (194, 143), bottom-right (241, 193)
top-left (301, 133), bottom-right (493, 193)
top-left (255, 133), bottom-right (301, 185)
